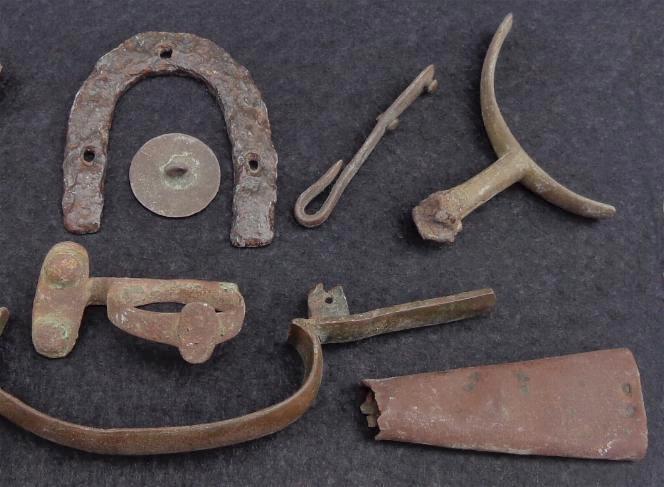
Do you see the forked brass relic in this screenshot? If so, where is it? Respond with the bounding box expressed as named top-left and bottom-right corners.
top-left (413, 14), bottom-right (615, 243)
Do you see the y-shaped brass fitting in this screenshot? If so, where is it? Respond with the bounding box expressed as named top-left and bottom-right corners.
top-left (413, 14), bottom-right (615, 243)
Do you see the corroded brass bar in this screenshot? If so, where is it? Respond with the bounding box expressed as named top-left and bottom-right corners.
top-left (413, 14), bottom-right (615, 243)
top-left (362, 349), bottom-right (647, 460)
top-left (293, 284), bottom-right (496, 344)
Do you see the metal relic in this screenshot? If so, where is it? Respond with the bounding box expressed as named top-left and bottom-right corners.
top-left (413, 15), bottom-right (615, 243)
top-left (362, 348), bottom-right (647, 460)
top-left (0, 279), bottom-right (494, 454)
top-left (129, 133), bottom-right (221, 218)
top-left (295, 65), bottom-right (438, 228)
top-left (61, 32), bottom-right (278, 247)
top-left (32, 242), bottom-right (245, 364)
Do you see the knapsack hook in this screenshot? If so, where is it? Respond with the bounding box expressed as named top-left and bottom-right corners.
top-left (294, 65), bottom-right (438, 228)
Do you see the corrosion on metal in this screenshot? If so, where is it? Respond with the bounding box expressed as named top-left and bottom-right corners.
top-left (62, 32), bottom-right (278, 247)
top-left (294, 65), bottom-right (438, 228)
top-left (0, 281), bottom-right (494, 455)
top-left (32, 242), bottom-right (245, 364)
top-left (129, 133), bottom-right (221, 218)
top-left (413, 14), bottom-right (615, 243)
top-left (293, 283), bottom-right (496, 343)
top-left (362, 348), bottom-right (647, 460)
top-left (0, 323), bottom-right (322, 455)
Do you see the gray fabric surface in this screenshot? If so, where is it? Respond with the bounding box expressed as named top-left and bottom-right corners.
top-left (0, 0), bottom-right (661, 485)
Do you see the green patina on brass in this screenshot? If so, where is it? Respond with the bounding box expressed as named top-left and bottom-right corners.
top-left (31, 242), bottom-right (246, 364)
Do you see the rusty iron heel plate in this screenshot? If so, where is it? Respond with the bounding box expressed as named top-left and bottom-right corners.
top-left (61, 32), bottom-right (278, 247)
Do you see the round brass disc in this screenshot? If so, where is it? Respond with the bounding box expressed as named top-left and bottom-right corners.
top-left (129, 133), bottom-right (221, 218)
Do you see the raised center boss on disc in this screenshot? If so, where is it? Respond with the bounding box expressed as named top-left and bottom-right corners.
top-left (129, 133), bottom-right (221, 218)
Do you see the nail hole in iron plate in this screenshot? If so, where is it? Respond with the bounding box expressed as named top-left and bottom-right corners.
top-left (83, 149), bottom-right (96, 163)
top-left (160, 48), bottom-right (173, 59)
top-left (325, 296), bottom-right (333, 304)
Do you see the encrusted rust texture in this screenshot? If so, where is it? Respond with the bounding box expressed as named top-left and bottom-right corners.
top-left (362, 348), bottom-right (647, 460)
top-left (62, 32), bottom-right (278, 247)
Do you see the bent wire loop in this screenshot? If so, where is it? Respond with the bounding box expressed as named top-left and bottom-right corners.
top-left (294, 65), bottom-right (438, 228)
top-left (413, 14), bottom-right (616, 243)
top-left (0, 266), bottom-right (495, 454)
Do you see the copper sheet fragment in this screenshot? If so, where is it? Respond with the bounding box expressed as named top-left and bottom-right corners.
top-left (362, 349), bottom-right (647, 460)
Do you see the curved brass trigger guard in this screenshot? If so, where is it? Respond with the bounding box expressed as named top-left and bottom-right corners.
top-left (294, 65), bottom-right (438, 228)
top-left (0, 262), bottom-right (496, 455)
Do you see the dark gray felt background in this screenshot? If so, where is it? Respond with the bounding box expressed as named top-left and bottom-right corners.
top-left (0, 0), bottom-right (661, 485)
